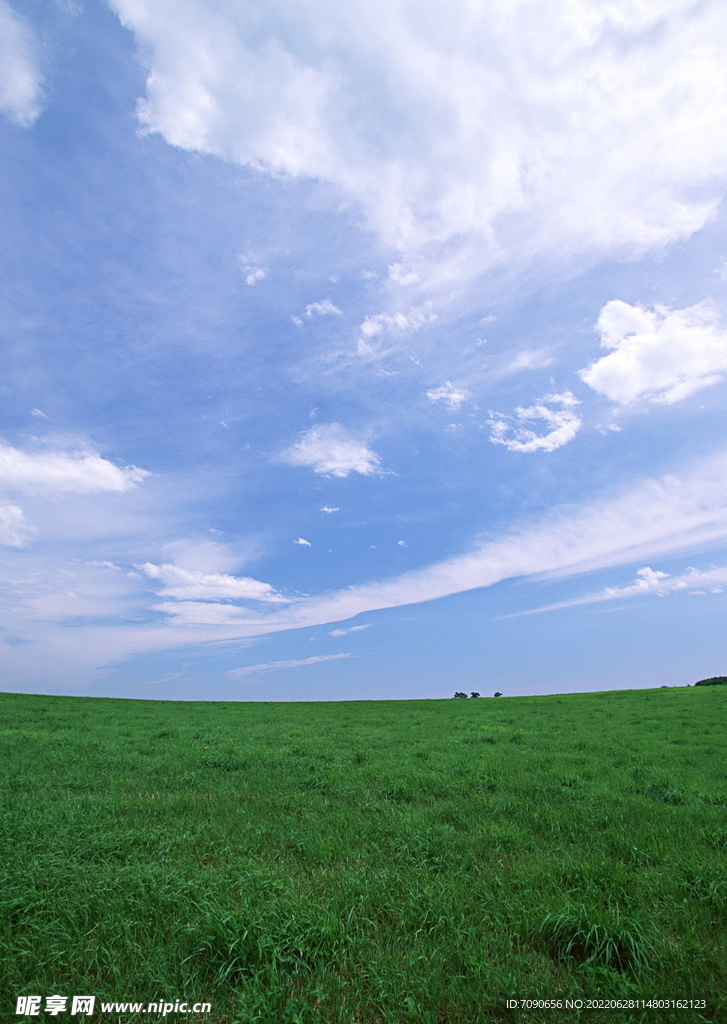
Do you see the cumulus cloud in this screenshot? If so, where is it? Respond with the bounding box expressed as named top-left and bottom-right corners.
top-left (305, 299), bottom-right (342, 317)
top-left (111, 0), bottom-right (727, 282)
top-left (227, 652), bottom-right (352, 678)
top-left (0, 443), bottom-right (149, 494)
top-left (294, 537), bottom-right (312, 546)
top-left (280, 423), bottom-right (382, 477)
top-left (488, 392), bottom-right (582, 453)
top-left (140, 562), bottom-right (288, 602)
top-left (0, 502), bottom-right (35, 547)
top-left (0, 2), bottom-right (43, 127)
top-left (426, 381), bottom-right (469, 411)
top-left (580, 300), bottom-right (727, 405)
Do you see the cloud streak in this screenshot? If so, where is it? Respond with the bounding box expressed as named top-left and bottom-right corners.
top-left (139, 562), bottom-right (288, 603)
top-left (8, 449), bottom-right (727, 679)
top-left (141, 448), bottom-right (727, 640)
top-left (504, 564), bottom-right (727, 618)
top-left (0, 1), bottom-right (43, 127)
top-left (227, 653), bottom-right (352, 678)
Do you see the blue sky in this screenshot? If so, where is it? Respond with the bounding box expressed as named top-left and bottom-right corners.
top-left (2, 0), bottom-right (727, 700)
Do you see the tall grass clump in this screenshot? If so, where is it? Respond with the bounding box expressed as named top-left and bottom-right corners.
top-left (539, 903), bottom-right (654, 974)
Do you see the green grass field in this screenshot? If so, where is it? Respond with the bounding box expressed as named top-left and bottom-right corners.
top-left (1, 687), bottom-right (725, 1024)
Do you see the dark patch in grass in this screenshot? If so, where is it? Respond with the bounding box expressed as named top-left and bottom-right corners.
top-left (646, 782), bottom-right (688, 805)
top-left (199, 757), bottom-right (248, 772)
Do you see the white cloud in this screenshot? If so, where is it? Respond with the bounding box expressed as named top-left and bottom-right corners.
top-left (117, 447), bottom-right (727, 645)
top-left (488, 392), bottom-right (581, 453)
top-left (111, 0), bottom-right (727, 284)
top-left (358, 306), bottom-right (436, 356)
top-left (150, 600), bottom-right (269, 626)
top-left (0, 502), bottom-right (34, 547)
top-left (426, 381), bottom-right (469, 411)
top-left (0, 2), bottom-right (43, 127)
top-left (30, 408), bottom-right (48, 419)
top-left (140, 561), bottom-right (288, 602)
top-left (502, 349), bottom-right (554, 374)
top-left (580, 300), bottom-right (727, 405)
top-left (328, 623), bottom-right (371, 636)
top-left (305, 299), bottom-right (342, 317)
top-left (294, 537), bottom-right (312, 546)
top-left (9, 449), bottom-right (727, 674)
top-left (280, 423), bottom-right (382, 477)
top-left (228, 448), bottom-right (727, 635)
top-left (160, 537), bottom-right (241, 573)
top-left (0, 443), bottom-right (149, 494)
top-left (388, 262), bottom-right (419, 285)
top-left (511, 565), bottom-right (727, 617)
top-left (227, 652), bottom-right (352, 678)
top-left (320, 506), bottom-right (340, 513)
top-left (241, 265), bottom-right (265, 285)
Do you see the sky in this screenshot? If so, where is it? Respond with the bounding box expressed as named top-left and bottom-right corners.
top-left (2, 0), bottom-right (727, 701)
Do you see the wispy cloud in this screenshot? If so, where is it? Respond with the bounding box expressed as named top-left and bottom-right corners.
top-left (502, 349), bottom-right (554, 375)
top-left (328, 623), bottom-right (371, 637)
top-left (580, 300), bottom-right (727, 405)
top-left (0, 1), bottom-right (43, 127)
top-left (139, 562), bottom-right (288, 603)
top-left (227, 653), bottom-right (352, 678)
top-left (9, 450), bottom-right (727, 679)
top-left (488, 392), bottom-right (581, 453)
top-left (358, 307), bottom-right (436, 356)
top-left (294, 537), bottom-right (312, 546)
top-left (247, 448), bottom-right (727, 632)
top-left (280, 424), bottom-right (382, 478)
top-left (242, 266), bottom-right (265, 285)
top-left (0, 503), bottom-right (34, 547)
top-left (139, 448), bottom-right (727, 642)
top-left (504, 565), bottom-right (727, 618)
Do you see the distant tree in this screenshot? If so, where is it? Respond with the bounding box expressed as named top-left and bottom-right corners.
top-left (695, 676), bottom-right (727, 686)
top-left (453, 691), bottom-right (468, 698)
top-left (470, 692), bottom-right (480, 698)
top-left (493, 692), bottom-right (502, 697)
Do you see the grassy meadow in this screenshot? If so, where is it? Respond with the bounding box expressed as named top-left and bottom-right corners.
top-left (1, 686), bottom-right (726, 1023)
